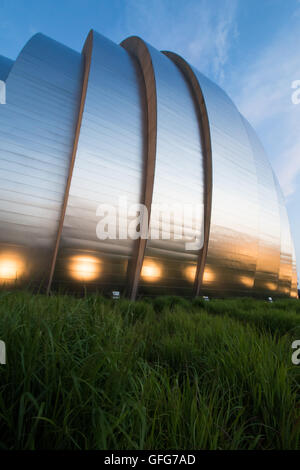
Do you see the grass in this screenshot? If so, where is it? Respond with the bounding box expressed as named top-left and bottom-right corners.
top-left (0, 291), bottom-right (299, 449)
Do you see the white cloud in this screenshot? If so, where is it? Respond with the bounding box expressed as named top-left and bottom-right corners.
top-left (187, 1), bottom-right (238, 83)
top-left (229, 11), bottom-right (300, 200)
top-left (123, 0), bottom-right (238, 83)
top-left (279, 137), bottom-right (300, 197)
top-left (225, 6), bottom-right (300, 276)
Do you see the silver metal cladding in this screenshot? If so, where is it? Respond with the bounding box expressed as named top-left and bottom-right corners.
top-left (162, 51), bottom-right (213, 298)
top-left (0, 34), bottom-right (83, 288)
top-left (185, 67), bottom-right (261, 296)
top-left (121, 36), bottom-right (158, 300)
top-left (0, 30), bottom-right (297, 298)
top-left (241, 116), bottom-right (281, 295)
top-left (273, 173), bottom-right (293, 296)
top-left (135, 43), bottom-right (205, 296)
top-left (52, 31), bottom-right (147, 292)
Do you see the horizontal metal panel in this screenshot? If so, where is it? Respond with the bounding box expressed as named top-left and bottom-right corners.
top-left (53, 31), bottom-right (146, 291)
top-left (162, 51), bottom-right (213, 297)
top-left (0, 34), bottom-right (83, 285)
top-left (241, 116), bottom-right (281, 295)
top-left (291, 242), bottom-right (298, 298)
top-left (273, 174), bottom-right (293, 296)
top-left (189, 68), bottom-right (260, 295)
top-left (0, 30), bottom-right (296, 297)
top-left (138, 44), bottom-right (204, 296)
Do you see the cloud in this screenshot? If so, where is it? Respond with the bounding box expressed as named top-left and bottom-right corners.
top-left (225, 4), bottom-right (300, 275)
top-left (186, 0), bottom-right (238, 83)
top-left (122, 0), bottom-right (238, 83)
top-left (279, 136), bottom-right (300, 197)
top-left (122, 1), bottom-right (298, 200)
top-left (229, 8), bottom-right (300, 200)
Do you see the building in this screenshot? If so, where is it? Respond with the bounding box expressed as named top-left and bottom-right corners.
top-left (0, 30), bottom-right (298, 298)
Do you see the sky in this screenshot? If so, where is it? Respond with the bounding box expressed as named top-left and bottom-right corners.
top-left (0, 0), bottom-right (299, 282)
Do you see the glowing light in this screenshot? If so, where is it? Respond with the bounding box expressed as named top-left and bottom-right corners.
top-left (240, 276), bottom-right (253, 288)
top-left (265, 282), bottom-right (276, 291)
top-left (0, 254), bottom-right (24, 283)
top-left (69, 256), bottom-right (101, 281)
top-left (141, 260), bottom-right (162, 281)
top-left (184, 265), bottom-right (196, 283)
top-left (203, 268), bottom-right (215, 283)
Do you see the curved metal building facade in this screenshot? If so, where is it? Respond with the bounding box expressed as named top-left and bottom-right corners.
top-left (0, 30), bottom-right (297, 298)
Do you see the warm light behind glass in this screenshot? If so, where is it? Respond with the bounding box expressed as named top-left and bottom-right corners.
top-left (240, 276), bottom-right (254, 288)
top-left (141, 260), bottom-right (162, 282)
top-left (0, 253), bottom-right (24, 284)
top-left (184, 265), bottom-right (197, 283)
top-left (265, 282), bottom-right (276, 291)
top-left (69, 256), bottom-right (101, 281)
top-left (203, 267), bottom-right (215, 283)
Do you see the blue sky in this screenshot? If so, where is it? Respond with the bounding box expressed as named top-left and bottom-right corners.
top-left (0, 0), bottom-right (299, 282)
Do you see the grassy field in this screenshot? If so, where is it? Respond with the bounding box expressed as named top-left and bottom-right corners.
top-left (0, 291), bottom-right (300, 450)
